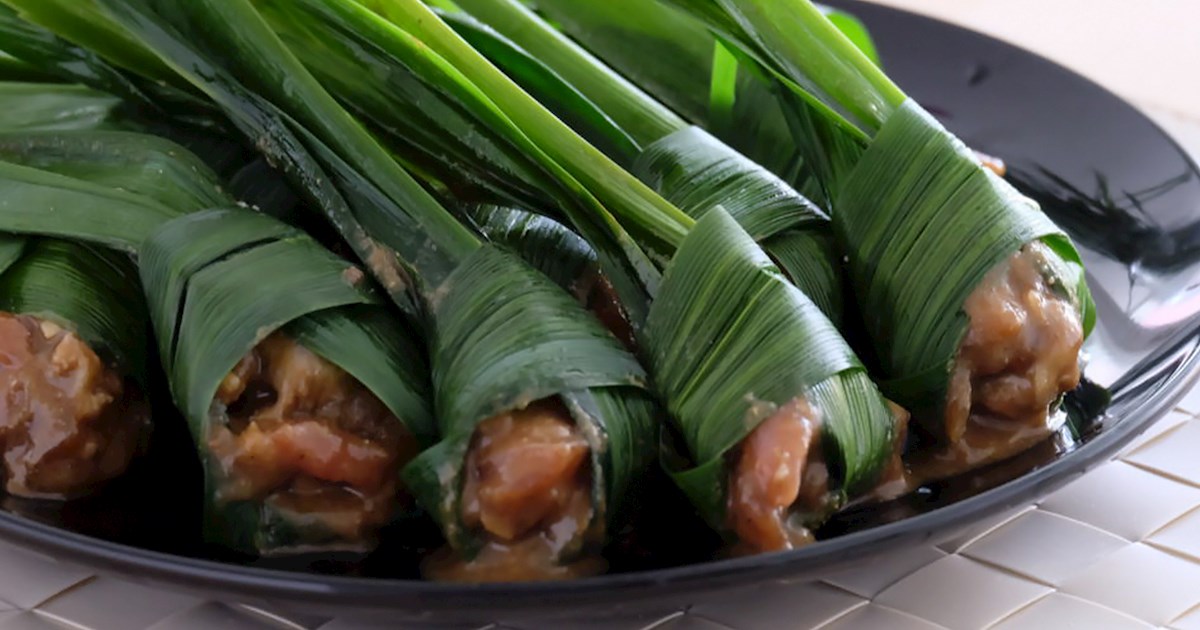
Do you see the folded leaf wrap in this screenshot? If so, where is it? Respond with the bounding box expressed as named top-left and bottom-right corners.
top-left (141, 208), bottom-right (435, 553)
top-left (835, 100), bottom-right (1094, 429)
top-left (646, 208), bottom-right (894, 533)
top-left (402, 245), bottom-right (657, 558)
top-left (633, 126), bottom-right (844, 322)
top-left (0, 130), bottom-right (435, 553)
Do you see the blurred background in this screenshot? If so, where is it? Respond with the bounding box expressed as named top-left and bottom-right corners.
top-left (871, 0), bottom-right (1200, 159)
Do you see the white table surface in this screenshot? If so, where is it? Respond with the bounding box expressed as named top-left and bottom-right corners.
top-left (1, 3), bottom-right (1198, 629)
top-left (869, 0), bottom-right (1200, 163)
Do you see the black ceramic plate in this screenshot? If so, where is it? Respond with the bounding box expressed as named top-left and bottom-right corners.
top-left (2, 2), bottom-right (1200, 626)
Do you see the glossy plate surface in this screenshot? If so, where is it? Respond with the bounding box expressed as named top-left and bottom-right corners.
top-left (1, 1), bottom-right (1199, 624)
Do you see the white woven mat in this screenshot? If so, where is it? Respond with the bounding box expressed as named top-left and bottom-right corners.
top-left (0, 383), bottom-right (1195, 630)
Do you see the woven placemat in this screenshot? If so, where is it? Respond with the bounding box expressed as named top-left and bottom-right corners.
top-left (0, 382), bottom-right (1196, 630)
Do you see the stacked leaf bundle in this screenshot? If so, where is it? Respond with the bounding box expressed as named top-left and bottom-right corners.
top-left (437, 0), bottom-right (1094, 479)
top-left (0, 124), bottom-right (438, 554)
top-left (0, 0), bottom-right (666, 583)
top-left (271, 0), bottom-right (913, 556)
top-left (0, 0), bottom-right (1096, 583)
top-left (645, 0), bottom-right (1094, 464)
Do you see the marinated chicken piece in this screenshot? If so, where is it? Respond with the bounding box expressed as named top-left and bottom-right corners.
top-left (461, 400), bottom-right (591, 541)
top-left (208, 333), bottom-right (415, 541)
top-left (0, 314), bottom-right (147, 498)
top-left (727, 398), bottom-right (829, 554)
top-left (942, 242), bottom-right (1083, 466)
top-left (426, 399), bottom-right (598, 582)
